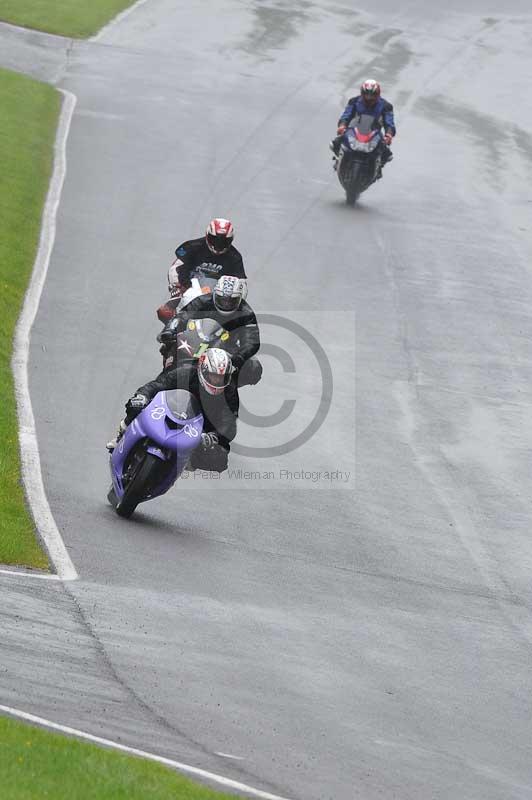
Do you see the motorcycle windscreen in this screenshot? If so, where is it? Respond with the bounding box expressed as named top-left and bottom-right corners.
top-left (352, 113), bottom-right (379, 135)
top-left (196, 318), bottom-right (225, 342)
top-left (188, 271), bottom-right (218, 291)
top-left (165, 389), bottom-right (201, 421)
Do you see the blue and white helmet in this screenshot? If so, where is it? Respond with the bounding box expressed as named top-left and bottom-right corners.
top-left (213, 275), bottom-right (248, 315)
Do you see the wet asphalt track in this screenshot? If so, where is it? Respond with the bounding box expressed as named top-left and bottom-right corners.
top-left (2, 1), bottom-right (532, 798)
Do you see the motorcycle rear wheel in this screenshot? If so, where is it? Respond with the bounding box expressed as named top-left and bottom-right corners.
top-left (116, 451), bottom-right (161, 518)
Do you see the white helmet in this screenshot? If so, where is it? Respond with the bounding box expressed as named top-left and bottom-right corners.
top-left (213, 275), bottom-right (248, 315)
top-left (198, 348), bottom-right (233, 396)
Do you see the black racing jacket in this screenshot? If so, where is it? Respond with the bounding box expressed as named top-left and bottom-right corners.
top-left (135, 363), bottom-right (239, 448)
top-left (176, 295), bottom-right (260, 371)
top-left (175, 238), bottom-right (246, 286)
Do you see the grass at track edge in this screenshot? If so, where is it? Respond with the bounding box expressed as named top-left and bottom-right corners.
top-left (0, 715), bottom-right (242, 799)
top-left (0, 0), bottom-right (138, 38)
top-left (0, 48), bottom-right (245, 800)
top-left (0, 67), bottom-right (60, 569)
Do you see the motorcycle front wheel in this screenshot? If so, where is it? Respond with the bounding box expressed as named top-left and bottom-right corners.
top-left (116, 450), bottom-right (161, 518)
top-left (340, 160), bottom-right (362, 205)
top-left (345, 185), bottom-right (360, 205)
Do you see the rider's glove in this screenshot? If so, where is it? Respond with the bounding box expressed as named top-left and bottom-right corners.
top-left (157, 317), bottom-right (179, 345)
top-left (201, 432), bottom-right (219, 449)
top-left (337, 124), bottom-right (347, 135)
top-left (231, 354), bottom-right (244, 373)
top-left (125, 393), bottom-right (148, 418)
top-left (383, 132), bottom-right (393, 145)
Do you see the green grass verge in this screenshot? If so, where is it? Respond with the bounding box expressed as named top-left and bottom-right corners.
top-left (1, 715), bottom-right (239, 799)
top-left (0, 0), bottom-right (137, 38)
top-left (0, 67), bottom-right (59, 569)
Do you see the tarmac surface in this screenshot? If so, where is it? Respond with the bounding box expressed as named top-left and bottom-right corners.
top-left (2, 1), bottom-right (532, 797)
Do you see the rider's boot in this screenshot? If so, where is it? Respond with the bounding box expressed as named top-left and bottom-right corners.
top-left (329, 136), bottom-right (341, 156)
top-left (107, 420), bottom-right (127, 452)
top-left (376, 145), bottom-right (393, 180)
top-left (381, 146), bottom-right (393, 167)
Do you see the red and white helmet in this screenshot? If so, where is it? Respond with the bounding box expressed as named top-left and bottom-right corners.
top-left (206, 218), bottom-right (234, 255)
top-left (360, 79), bottom-right (381, 105)
top-left (198, 348), bottom-right (233, 396)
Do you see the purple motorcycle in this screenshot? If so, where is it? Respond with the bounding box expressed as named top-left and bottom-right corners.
top-left (108, 389), bottom-right (203, 518)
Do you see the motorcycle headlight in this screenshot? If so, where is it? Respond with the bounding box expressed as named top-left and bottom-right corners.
top-left (352, 138), bottom-right (379, 153)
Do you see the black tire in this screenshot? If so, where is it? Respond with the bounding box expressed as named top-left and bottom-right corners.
top-left (341, 161), bottom-right (362, 205)
top-left (345, 185), bottom-right (360, 205)
top-left (116, 452), bottom-right (161, 518)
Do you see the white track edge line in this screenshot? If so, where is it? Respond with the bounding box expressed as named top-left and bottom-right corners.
top-left (0, 705), bottom-right (292, 800)
top-left (0, 569), bottom-right (61, 581)
top-left (91, 0), bottom-right (151, 42)
top-left (10, 89), bottom-right (78, 583)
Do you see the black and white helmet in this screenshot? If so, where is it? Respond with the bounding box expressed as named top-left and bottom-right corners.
top-left (213, 275), bottom-right (247, 315)
top-left (198, 348), bottom-right (233, 396)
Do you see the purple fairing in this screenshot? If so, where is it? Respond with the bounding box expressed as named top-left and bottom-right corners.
top-left (109, 389), bottom-right (203, 503)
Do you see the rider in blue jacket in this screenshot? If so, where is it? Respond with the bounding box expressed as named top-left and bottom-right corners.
top-left (330, 79), bottom-right (396, 178)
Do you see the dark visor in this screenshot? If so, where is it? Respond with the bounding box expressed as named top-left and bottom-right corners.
top-left (206, 370), bottom-right (230, 387)
top-left (215, 294), bottom-right (239, 311)
top-left (207, 233), bottom-right (231, 252)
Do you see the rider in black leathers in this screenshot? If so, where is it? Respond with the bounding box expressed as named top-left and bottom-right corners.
top-left (172, 293), bottom-right (259, 370)
top-left (135, 364), bottom-right (237, 470)
top-left (116, 354), bottom-right (239, 472)
top-left (158, 275), bottom-right (262, 385)
top-left (173, 217), bottom-right (246, 291)
top-left (158, 218), bottom-right (246, 322)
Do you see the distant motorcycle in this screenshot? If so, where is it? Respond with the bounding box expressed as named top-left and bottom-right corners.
top-left (107, 390), bottom-right (203, 518)
top-left (336, 113), bottom-right (383, 205)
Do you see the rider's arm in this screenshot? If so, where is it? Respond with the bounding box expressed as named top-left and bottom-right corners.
top-left (227, 307), bottom-right (260, 369)
top-left (338, 96), bottom-right (358, 126)
top-left (235, 324), bottom-right (260, 369)
top-left (382, 101), bottom-right (396, 136)
top-left (232, 251), bottom-right (247, 279)
top-left (125, 366), bottom-right (194, 422)
top-left (173, 242), bottom-right (193, 287)
top-left (174, 294), bottom-right (211, 330)
top-left (215, 385), bottom-right (239, 446)
top-left (135, 364), bottom-right (195, 400)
